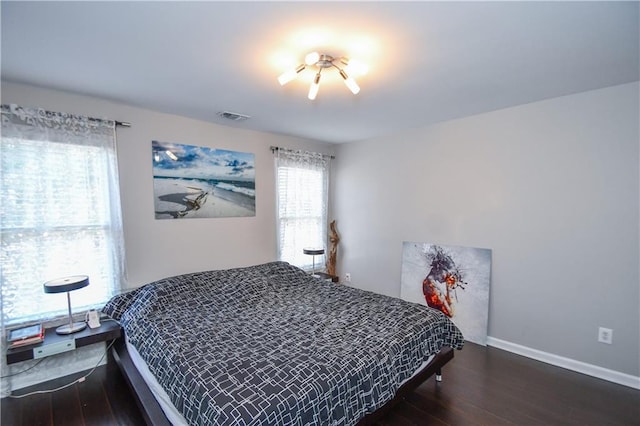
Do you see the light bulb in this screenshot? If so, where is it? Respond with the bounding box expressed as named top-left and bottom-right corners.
top-left (278, 64), bottom-right (305, 86)
top-left (304, 51), bottom-right (320, 65)
top-left (344, 77), bottom-right (360, 94)
top-left (339, 69), bottom-right (360, 95)
top-left (345, 58), bottom-right (369, 75)
top-left (308, 72), bottom-right (321, 100)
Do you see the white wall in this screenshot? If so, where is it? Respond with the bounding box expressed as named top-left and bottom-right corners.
top-left (0, 81), bottom-right (334, 391)
top-left (334, 82), bottom-right (639, 377)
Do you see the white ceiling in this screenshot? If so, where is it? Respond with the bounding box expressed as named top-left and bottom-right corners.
top-left (2, 1), bottom-right (638, 144)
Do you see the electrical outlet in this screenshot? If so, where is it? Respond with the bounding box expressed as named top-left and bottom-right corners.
top-left (598, 327), bottom-right (613, 344)
top-left (344, 273), bottom-right (351, 282)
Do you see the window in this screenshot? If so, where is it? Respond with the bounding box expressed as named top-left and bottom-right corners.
top-left (275, 148), bottom-right (330, 270)
top-left (1, 104), bottom-right (125, 325)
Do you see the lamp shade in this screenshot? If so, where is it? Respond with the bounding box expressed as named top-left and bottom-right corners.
top-left (303, 248), bottom-right (324, 256)
top-left (44, 275), bottom-right (89, 293)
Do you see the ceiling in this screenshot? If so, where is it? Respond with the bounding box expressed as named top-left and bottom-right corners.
top-left (1, 1), bottom-right (638, 144)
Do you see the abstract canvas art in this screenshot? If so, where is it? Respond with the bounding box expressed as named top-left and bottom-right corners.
top-left (400, 242), bottom-right (491, 345)
top-left (152, 141), bottom-right (255, 219)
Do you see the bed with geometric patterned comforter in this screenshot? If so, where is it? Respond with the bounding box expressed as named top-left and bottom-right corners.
top-left (103, 261), bottom-right (464, 426)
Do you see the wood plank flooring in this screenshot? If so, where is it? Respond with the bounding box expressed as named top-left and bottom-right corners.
top-left (1, 358), bottom-right (145, 426)
top-left (2, 342), bottom-right (639, 425)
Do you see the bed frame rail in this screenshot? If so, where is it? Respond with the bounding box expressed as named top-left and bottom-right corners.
top-left (111, 338), bottom-right (171, 426)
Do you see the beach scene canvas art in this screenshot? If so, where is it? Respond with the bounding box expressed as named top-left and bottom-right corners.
top-left (400, 242), bottom-right (491, 345)
top-left (152, 141), bottom-right (255, 219)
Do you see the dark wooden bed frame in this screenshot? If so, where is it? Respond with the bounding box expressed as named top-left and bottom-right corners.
top-left (112, 336), bottom-right (454, 426)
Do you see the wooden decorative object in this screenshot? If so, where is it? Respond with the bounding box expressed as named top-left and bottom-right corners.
top-left (326, 220), bottom-right (340, 276)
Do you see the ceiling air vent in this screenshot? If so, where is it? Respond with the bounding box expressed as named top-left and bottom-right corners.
top-left (217, 111), bottom-right (251, 121)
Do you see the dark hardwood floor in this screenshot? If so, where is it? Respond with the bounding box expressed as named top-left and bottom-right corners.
top-left (2, 342), bottom-right (638, 425)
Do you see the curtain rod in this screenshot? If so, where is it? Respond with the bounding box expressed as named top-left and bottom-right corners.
top-left (270, 145), bottom-right (335, 159)
top-left (1, 105), bottom-right (130, 128)
top-left (87, 117), bottom-right (131, 127)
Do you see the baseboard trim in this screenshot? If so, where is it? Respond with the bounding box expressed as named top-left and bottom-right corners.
top-left (486, 337), bottom-right (640, 390)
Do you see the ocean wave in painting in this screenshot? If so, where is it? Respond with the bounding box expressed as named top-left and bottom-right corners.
top-left (215, 182), bottom-right (255, 198)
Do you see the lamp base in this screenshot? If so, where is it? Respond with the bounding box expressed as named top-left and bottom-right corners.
top-left (55, 322), bottom-right (87, 335)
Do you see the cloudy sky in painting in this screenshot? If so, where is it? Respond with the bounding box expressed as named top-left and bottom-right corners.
top-left (152, 141), bottom-right (255, 181)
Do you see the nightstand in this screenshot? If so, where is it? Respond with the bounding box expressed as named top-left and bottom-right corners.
top-left (6, 320), bottom-right (121, 365)
top-left (313, 272), bottom-right (339, 283)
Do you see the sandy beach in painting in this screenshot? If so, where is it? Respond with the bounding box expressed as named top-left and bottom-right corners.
top-left (154, 178), bottom-right (254, 219)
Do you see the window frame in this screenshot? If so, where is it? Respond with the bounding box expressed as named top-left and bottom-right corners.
top-left (274, 148), bottom-right (331, 271)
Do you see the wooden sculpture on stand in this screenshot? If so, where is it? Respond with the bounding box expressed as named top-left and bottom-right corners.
top-left (326, 220), bottom-right (340, 276)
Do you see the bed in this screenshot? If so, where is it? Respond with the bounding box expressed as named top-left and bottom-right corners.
top-left (103, 261), bottom-right (464, 425)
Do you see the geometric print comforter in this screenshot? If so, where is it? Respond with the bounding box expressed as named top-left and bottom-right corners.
top-left (103, 261), bottom-right (464, 426)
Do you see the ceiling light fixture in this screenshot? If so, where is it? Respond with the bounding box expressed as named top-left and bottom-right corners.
top-left (278, 52), bottom-right (363, 99)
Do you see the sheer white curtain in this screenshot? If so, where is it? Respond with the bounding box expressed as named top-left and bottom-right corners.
top-left (275, 148), bottom-right (330, 270)
top-left (1, 104), bottom-right (126, 325)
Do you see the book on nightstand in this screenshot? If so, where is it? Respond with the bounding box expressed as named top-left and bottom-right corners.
top-left (7, 323), bottom-right (44, 348)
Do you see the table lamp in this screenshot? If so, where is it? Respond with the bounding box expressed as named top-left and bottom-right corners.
top-left (44, 275), bottom-right (90, 335)
top-left (303, 247), bottom-right (324, 276)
